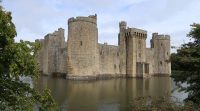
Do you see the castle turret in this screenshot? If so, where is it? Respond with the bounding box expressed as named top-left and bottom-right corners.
top-left (57, 28), bottom-right (65, 48)
top-left (151, 33), bottom-right (171, 75)
top-left (118, 21), bottom-right (127, 75)
top-left (67, 14), bottom-right (99, 77)
top-left (119, 21), bottom-right (127, 32)
top-left (125, 28), bottom-right (147, 77)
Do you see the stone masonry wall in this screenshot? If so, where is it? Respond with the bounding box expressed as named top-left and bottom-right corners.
top-left (37, 28), bottom-right (67, 75)
top-left (145, 48), bottom-right (154, 75)
top-left (98, 43), bottom-right (120, 75)
top-left (36, 39), bottom-right (44, 72)
top-left (151, 33), bottom-right (171, 75)
top-left (125, 28), bottom-right (147, 77)
top-left (67, 15), bottom-right (99, 77)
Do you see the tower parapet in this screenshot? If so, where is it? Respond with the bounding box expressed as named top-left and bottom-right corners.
top-left (152, 33), bottom-right (170, 40)
top-left (68, 14), bottom-right (97, 25)
top-left (125, 28), bottom-right (147, 39)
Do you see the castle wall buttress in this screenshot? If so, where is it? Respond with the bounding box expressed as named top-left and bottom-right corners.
top-left (118, 21), bottom-right (127, 75)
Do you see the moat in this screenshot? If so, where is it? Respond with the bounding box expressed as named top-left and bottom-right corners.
top-left (34, 77), bottom-right (187, 111)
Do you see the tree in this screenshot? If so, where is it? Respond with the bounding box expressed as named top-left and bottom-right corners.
top-left (171, 23), bottom-right (200, 104)
top-left (0, 4), bottom-right (56, 111)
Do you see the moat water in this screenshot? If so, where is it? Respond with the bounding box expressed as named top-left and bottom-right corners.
top-left (34, 77), bottom-right (187, 111)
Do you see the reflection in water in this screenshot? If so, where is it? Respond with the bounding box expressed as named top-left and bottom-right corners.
top-left (34, 77), bottom-right (185, 111)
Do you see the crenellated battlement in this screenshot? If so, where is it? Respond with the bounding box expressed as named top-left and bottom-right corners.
top-left (125, 28), bottom-right (147, 38)
top-left (152, 33), bottom-right (170, 40)
top-left (68, 14), bottom-right (97, 25)
top-left (119, 21), bottom-right (127, 28)
top-left (35, 39), bottom-right (44, 42)
top-left (44, 28), bottom-right (64, 39)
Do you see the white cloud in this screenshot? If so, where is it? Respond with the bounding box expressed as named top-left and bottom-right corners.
top-left (2, 0), bottom-right (200, 48)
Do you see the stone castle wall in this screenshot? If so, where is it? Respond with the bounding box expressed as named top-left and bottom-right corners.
top-left (145, 48), bottom-right (154, 75)
top-left (98, 43), bottom-right (120, 75)
top-left (36, 14), bottom-right (171, 79)
top-left (36, 28), bottom-right (67, 76)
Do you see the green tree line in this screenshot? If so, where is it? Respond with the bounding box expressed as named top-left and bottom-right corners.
top-left (171, 23), bottom-right (200, 105)
top-left (0, 2), bottom-right (56, 111)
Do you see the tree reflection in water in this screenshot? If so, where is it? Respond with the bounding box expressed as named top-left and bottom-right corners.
top-left (34, 77), bottom-right (186, 111)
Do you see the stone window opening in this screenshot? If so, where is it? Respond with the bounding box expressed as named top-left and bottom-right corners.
top-left (167, 52), bottom-right (169, 55)
top-left (160, 61), bottom-right (162, 65)
top-left (138, 40), bottom-right (141, 44)
top-left (161, 43), bottom-right (163, 46)
top-left (139, 53), bottom-right (141, 57)
top-left (114, 64), bottom-right (117, 69)
top-left (100, 50), bottom-right (104, 55)
top-left (138, 40), bottom-right (142, 49)
top-left (145, 63), bottom-right (149, 73)
top-left (80, 41), bottom-right (82, 46)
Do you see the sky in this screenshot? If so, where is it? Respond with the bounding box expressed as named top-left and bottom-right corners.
top-left (2, 0), bottom-right (200, 50)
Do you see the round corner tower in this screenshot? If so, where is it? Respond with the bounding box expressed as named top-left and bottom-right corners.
top-left (67, 14), bottom-right (99, 76)
top-left (151, 33), bottom-right (171, 75)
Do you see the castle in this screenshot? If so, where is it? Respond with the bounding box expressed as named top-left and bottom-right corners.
top-left (36, 14), bottom-right (171, 79)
